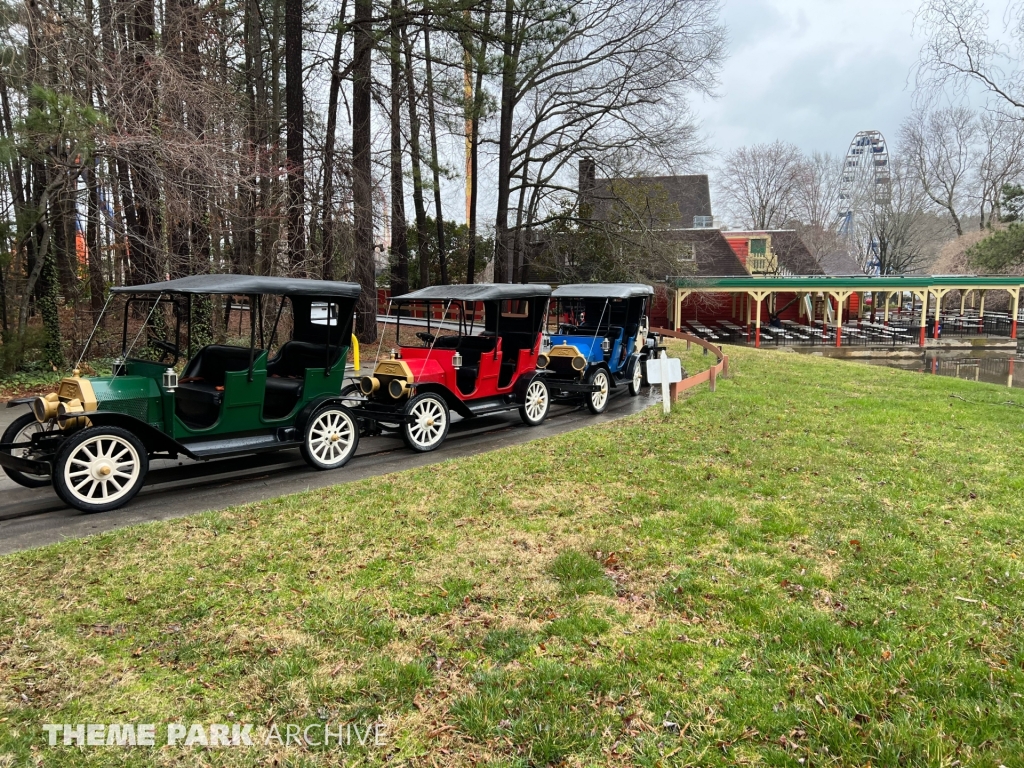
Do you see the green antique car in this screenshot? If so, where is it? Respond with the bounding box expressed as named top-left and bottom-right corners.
top-left (0, 275), bottom-right (363, 513)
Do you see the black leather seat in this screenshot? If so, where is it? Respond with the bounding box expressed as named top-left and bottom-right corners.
top-left (263, 341), bottom-right (343, 418)
top-left (456, 365), bottom-right (480, 394)
top-left (176, 345), bottom-right (262, 428)
top-left (267, 341), bottom-right (341, 379)
top-left (497, 333), bottom-right (536, 387)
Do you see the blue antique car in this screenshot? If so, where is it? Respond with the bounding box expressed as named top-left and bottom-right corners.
top-left (537, 283), bottom-right (664, 413)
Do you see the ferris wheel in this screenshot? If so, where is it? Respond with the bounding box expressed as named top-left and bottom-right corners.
top-left (838, 130), bottom-right (891, 274)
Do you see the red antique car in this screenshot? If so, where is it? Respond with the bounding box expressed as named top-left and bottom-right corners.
top-left (346, 284), bottom-right (553, 452)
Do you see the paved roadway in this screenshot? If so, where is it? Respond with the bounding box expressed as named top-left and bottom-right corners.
top-left (0, 387), bottom-right (659, 555)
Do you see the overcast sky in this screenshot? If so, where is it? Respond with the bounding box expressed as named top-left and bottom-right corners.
top-left (696, 0), bottom-right (925, 160)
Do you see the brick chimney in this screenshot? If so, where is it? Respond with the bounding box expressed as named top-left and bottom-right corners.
top-left (579, 157), bottom-right (596, 195)
top-left (578, 158), bottom-right (596, 216)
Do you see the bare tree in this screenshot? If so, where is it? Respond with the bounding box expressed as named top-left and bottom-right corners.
top-left (866, 159), bottom-right (934, 276)
top-left (717, 141), bottom-right (803, 229)
top-left (898, 107), bottom-right (977, 236)
top-left (792, 151), bottom-right (845, 259)
top-left (915, 0), bottom-right (1024, 114)
top-left (974, 113), bottom-right (1024, 227)
top-left (488, 0), bottom-right (725, 281)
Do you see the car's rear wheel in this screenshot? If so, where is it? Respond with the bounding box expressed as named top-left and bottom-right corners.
top-left (519, 378), bottom-right (550, 426)
top-left (586, 368), bottom-right (610, 414)
top-left (53, 427), bottom-right (148, 512)
top-left (402, 393), bottom-right (449, 452)
top-left (1, 412), bottom-right (54, 488)
top-left (628, 359), bottom-right (644, 396)
top-left (302, 404), bottom-right (359, 470)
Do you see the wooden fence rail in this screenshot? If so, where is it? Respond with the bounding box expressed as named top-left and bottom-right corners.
top-left (651, 327), bottom-right (729, 402)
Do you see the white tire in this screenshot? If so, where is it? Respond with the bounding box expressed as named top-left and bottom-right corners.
top-left (302, 405), bottom-right (359, 470)
top-left (402, 393), bottom-right (450, 452)
top-left (628, 359), bottom-right (643, 396)
top-left (519, 378), bottom-right (550, 426)
top-left (53, 428), bottom-right (148, 512)
top-left (586, 369), bottom-right (610, 414)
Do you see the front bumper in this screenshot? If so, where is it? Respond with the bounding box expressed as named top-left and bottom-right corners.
top-left (541, 376), bottom-right (602, 395)
top-left (0, 443), bottom-right (52, 476)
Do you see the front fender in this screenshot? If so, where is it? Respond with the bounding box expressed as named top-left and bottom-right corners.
top-left (81, 411), bottom-right (199, 459)
top-left (412, 383), bottom-right (472, 418)
top-left (624, 353), bottom-right (642, 381)
top-left (294, 394), bottom-right (365, 435)
top-left (514, 370), bottom-right (546, 404)
top-left (6, 397), bottom-right (34, 408)
top-left (584, 362), bottom-right (618, 388)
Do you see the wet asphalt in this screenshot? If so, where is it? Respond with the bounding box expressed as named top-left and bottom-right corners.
top-left (0, 386), bottom-right (659, 555)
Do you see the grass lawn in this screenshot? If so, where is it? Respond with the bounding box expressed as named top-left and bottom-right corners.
top-left (2, 345), bottom-right (1024, 767)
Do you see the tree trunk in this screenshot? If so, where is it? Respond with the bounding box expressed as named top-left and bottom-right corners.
top-left (494, 0), bottom-right (517, 283)
top-left (423, 22), bottom-right (447, 284)
top-left (319, 0), bottom-right (347, 280)
top-left (85, 164), bottom-right (105, 313)
top-left (402, 20), bottom-right (429, 289)
top-left (128, 0), bottom-right (162, 283)
top-left (389, 0), bottom-right (409, 295)
top-left (53, 180), bottom-right (78, 298)
top-left (467, 2), bottom-right (491, 284)
top-left (352, 0), bottom-right (377, 342)
top-left (285, 0), bottom-right (306, 272)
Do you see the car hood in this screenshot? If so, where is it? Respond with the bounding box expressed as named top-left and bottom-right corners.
top-left (548, 335), bottom-right (603, 364)
top-left (382, 354), bottom-right (453, 386)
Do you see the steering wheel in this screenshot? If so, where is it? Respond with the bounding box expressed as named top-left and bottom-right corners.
top-left (558, 324), bottom-right (577, 334)
top-left (416, 331), bottom-right (436, 345)
top-left (147, 334), bottom-right (179, 359)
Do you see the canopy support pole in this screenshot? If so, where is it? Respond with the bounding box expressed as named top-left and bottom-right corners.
top-left (1011, 287), bottom-right (1020, 339)
top-left (932, 289), bottom-right (948, 339)
top-left (915, 291), bottom-right (928, 346)
top-left (830, 291), bottom-right (851, 348)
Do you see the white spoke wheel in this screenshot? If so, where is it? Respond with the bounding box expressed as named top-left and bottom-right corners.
top-left (402, 393), bottom-right (450, 452)
top-left (628, 359), bottom-right (644, 396)
top-left (301, 405), bottom-right (359, 470)
top-left (53, 427), bottom-right (148, 512)
top-left (587, 369), bottom-right (611, 414)
top-left (519, 378), bottom-right (550, 426)
top-left (1, 412), bottom-right (54, 488)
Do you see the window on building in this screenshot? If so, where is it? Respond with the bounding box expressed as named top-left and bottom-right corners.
top-left (748, 238), bottom-right (768, 273)
top-left (693, 215), bottom-right (713, 228)
top-left (678, 244), bottom-right (696, 263)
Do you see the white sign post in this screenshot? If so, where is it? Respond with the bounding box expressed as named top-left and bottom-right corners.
top-left (646, 351), bottom-right (683, 414)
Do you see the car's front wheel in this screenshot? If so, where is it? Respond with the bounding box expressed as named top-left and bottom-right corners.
top-left (1, 412), bottom-right (55, 488)
top-left (301, 404), bottom-right (360, 470)
top-left (53, 427), bottom-right (148, 512)
top-left (586, 368), bottom-right (611, 414)
top-left (402, 393), bottom-right (450, 452)
top-left (519, 378), bottom-right (550, 426)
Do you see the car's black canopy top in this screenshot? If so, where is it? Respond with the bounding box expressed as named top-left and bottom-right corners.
top-left (394, 283), bottom-right (552, 302)
top-left (551, 283), bottom-right (653, 299)
top-left (111, 274), bottom-right (362, 299)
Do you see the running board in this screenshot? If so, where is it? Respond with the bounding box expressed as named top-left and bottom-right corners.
top-left (464, 397), bottom-right (518, 417)
top-left (181, 430), bottom-right (298, 459)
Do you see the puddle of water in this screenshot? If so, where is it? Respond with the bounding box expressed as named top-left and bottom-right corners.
top-left (858, 352), bottom-right (1024, 388)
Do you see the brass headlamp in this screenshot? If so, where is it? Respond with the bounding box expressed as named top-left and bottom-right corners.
top-left (31, 393), bottom-right (59, 422)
